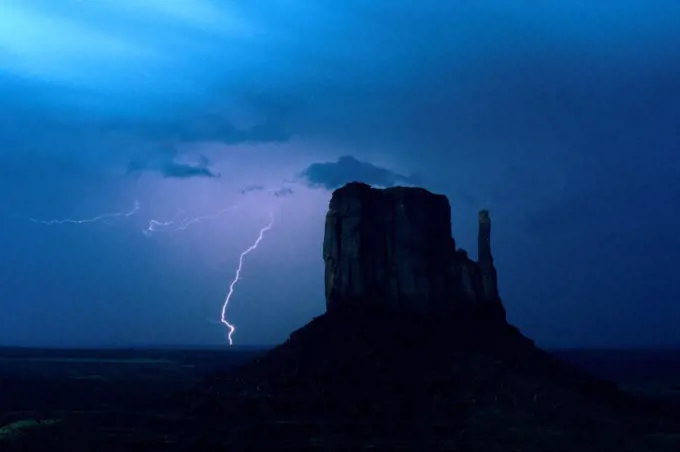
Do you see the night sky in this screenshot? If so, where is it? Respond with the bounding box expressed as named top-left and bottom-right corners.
top-left (1, 1), bottom-right (679, 349)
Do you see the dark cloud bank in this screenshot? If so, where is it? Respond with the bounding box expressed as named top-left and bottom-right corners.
top-left (299, 156), bottom-right (417, 190)
top-left (126, 149), bottom-right (220, 179)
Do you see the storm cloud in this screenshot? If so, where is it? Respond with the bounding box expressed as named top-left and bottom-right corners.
top-left (273, 187), bottom-right (294, 198)
top-left (126, 151), bottom-right (220, 179)
top-left (299, 156), bottom-right (417, 190)
top-left (238, 185), bottom-right (266, 195)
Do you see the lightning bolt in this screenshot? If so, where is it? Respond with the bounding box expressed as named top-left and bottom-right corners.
top-left (220, 212), bottom-right (275, 346)
top-left (142, 210), bottom-right (185, 237)
top-left (143, 204), bottom-right (242, 236)
top-left (16, 201), bottom-right (140, 225)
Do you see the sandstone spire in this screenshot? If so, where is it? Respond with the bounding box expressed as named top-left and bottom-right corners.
top-left (477, 209), bottom-right (499, 302)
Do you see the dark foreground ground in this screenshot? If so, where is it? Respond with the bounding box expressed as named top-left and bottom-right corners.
top-left (0, 346), bottom-right (266, 450)
top-left (1, 346), bottom-right (679, 450)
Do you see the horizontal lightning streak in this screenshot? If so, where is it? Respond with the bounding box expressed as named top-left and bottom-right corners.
top-left (142, 209), bottom-right (185, 237)
top-left (220, 212), bottom-right (275, 346)
top-left (19, 201), bottom-right (140, 225)
top-left (143, 204), bottom-right (242, 236)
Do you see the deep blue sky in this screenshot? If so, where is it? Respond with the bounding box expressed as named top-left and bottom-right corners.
top-left (1, 1), bottom-right (679, 348)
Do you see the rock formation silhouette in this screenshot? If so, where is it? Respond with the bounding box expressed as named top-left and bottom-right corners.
top-left (323, 182), bottom-right (505, 320)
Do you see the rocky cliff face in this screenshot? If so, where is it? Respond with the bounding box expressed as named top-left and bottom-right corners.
top-left (323, 182), bottom-right (505, 318)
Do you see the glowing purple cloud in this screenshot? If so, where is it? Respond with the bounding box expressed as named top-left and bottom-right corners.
top-left (220, 212), bottom-right (275, 345)
top-left (18, 200), bottom-right (140, 225)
